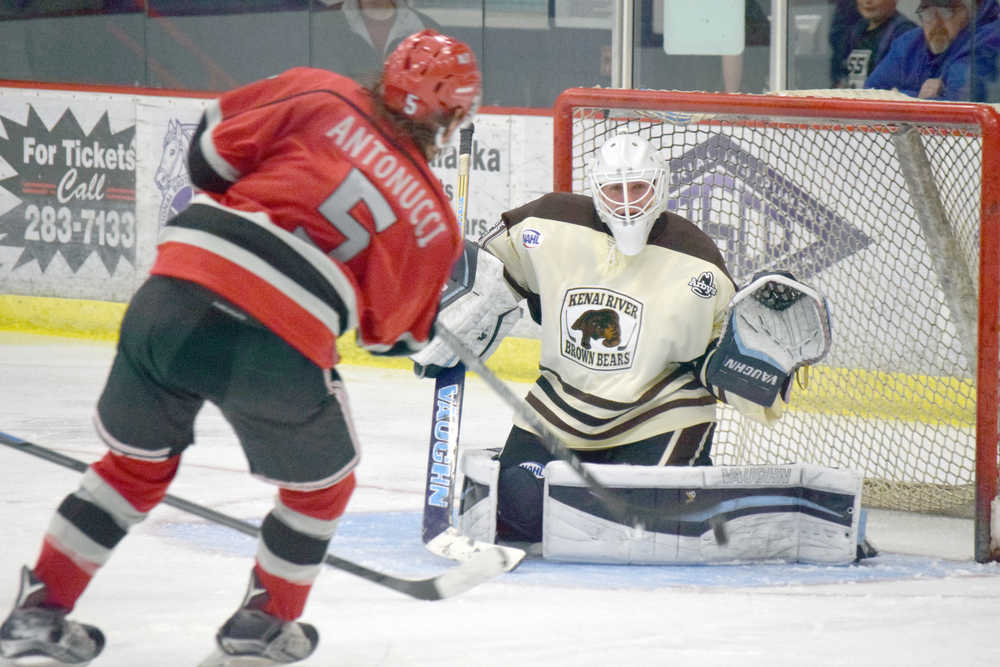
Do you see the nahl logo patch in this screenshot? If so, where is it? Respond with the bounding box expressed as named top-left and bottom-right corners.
top-left (688, 271), bottom-right (718, 298)
top-left (521, 228), bottom-right (542, 248)
top-left (560, 287), bottom-right (642, 371)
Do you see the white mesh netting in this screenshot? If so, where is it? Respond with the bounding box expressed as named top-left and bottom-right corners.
top-left (565, 92), bottom-right (989, 517)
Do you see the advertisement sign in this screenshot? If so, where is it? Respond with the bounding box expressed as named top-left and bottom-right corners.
top-left (0, 92), bottom-right (137, 300)
top-left (0, 84), bottom-right (553, 305)
top-left (428, 114), bottom-right (552, 241)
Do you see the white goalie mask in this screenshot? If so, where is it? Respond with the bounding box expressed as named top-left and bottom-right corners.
top-left (589, 134), bottom-right (668, 256)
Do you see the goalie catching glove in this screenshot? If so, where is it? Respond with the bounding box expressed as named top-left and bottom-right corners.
top-left (412, 240), bottom-right (521, 378)
top-left (703, 271), bottom-right (832, 407)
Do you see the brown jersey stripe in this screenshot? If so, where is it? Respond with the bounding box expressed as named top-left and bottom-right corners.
top-left (526, 392), bottom-right (718, 441)
top-left (532, 376), bottom-right (715, 428)
top-left (479, 219), bottom-right (508, 246)
top-left (537, 363), bottom-right (693, 411)
top-left (663, 422), bottom-right (714, 464)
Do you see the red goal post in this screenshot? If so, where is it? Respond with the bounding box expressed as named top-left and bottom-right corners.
top-left (553, 87), bottom-right (1000, 562)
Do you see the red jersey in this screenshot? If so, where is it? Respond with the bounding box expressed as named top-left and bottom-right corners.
top-left (151, 68), bottom-right (462, 368)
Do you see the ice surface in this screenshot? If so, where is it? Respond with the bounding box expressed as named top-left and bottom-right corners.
top-left (0, 332), bottom-right (997, 666)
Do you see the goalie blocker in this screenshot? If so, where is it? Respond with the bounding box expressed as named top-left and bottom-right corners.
top-left (458, 449), bottom-right (866, 565)
top-left (412, 240), bottom-right (521, 377)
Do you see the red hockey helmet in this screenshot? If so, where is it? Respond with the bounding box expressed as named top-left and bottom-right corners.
top-left (381, 30), bottom-right (481, 126)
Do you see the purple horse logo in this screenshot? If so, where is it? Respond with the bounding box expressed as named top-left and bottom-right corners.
top-left (155, 118), bottom-right (197, 226)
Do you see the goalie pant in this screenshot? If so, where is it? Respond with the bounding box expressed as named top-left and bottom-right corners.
top-left (457, 449), bottom-right (864, 565)
top-left (490, 424), bottom-right (715, 543)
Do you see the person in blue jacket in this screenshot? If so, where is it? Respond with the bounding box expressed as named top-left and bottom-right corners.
top-left (954, 0), bottom-right (1000, 101)
top-left (865, 0), bottom-right (997, 100)
top-left (834, 0), bottom-right (916, 89)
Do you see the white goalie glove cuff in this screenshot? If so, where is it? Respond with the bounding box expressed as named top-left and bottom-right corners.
top-left (411, 240), bottom-right (522, 371)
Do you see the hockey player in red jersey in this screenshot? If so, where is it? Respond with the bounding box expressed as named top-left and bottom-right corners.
top-left (0, 30), bottom-right (480, 666)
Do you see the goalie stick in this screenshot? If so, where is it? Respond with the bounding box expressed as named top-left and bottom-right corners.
top-left (422, 363), bottom-right (525, 567)
top-left (433, 325), bottom-right (730, 546)
top-left (421, 124), bottom-right (525, 569)
top-left (0, 430), bottom-right (514, 601)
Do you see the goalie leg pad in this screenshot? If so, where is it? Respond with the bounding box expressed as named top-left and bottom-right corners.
top-left (542, 465), bottom-right (703, 563)
top-left (542, 462), bottom-right (862, 564)
top-left (457, 449), bottom-right (500, 544)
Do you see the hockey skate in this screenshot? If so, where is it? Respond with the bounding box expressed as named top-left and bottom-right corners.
top-left (199, 571), bottom-right (318, 667)
top-left (0, 566), bottom-right (104, 665)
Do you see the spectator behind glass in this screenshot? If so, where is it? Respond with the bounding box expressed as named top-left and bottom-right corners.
top-left (829, 0), bottom-right (863, 86)
top-left (833, 0), bottom-right (916, 88)
top-left (865, 0), bottom-right (990, 100)
top-left (310, 0), bottom-right (442, 82)
top-left (950, 0), bottom-right (1000, 101)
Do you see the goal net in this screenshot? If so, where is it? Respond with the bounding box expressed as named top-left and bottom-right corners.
top-left (553, 88), bottom-right (1000, 562)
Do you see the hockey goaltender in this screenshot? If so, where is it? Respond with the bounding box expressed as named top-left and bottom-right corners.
top-left (413, 132), bottom-right (876, 567)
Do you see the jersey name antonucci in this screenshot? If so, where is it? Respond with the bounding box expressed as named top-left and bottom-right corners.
top-left (153, 67), bottom-right (462, 368)
top-left (483, 192), bottom-right (736, 449)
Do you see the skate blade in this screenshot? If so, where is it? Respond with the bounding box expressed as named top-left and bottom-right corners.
top-left (0, 656), bottom-right (93, 667)
top-left (197, 648), bottom-right (285, 667)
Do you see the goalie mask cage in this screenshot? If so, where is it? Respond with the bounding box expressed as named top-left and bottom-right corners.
top-left (553, 88), bottom-right (1000, 562)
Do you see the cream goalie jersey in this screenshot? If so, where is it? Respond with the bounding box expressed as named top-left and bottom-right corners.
top-left (482, 192), bottom-right (785, 451)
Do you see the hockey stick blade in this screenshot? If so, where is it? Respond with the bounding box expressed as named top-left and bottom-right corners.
top-left (421, 365), bottom-right (526, 571)
top-left (425, 527), bottom-right (525, 572)
top-left (323, 542), bottom-right (514, 601)
top-left (0, 431), bottom-right (512, 601)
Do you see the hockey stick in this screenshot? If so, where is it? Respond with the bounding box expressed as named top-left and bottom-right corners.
top-left (433, 325), bottom-right (730, 545)
top-left (420, 125), bottom-right (525, 569)
top-left (422, 363), bottom-right (466, 546)
top-left (0, 431), bottom-right (515, 601)
top-left (421, 124), bottom-right (474, 549)
top-left (422, 364), bottom-right (525, 567)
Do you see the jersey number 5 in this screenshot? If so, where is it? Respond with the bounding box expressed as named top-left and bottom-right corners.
top-left (319, 168), bottom-right (397, 262)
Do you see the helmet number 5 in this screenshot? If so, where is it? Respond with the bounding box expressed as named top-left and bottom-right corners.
top-left (403, 93), bottom-right (419, 116)
top-left (319, 168), bottom-right (397, 262)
